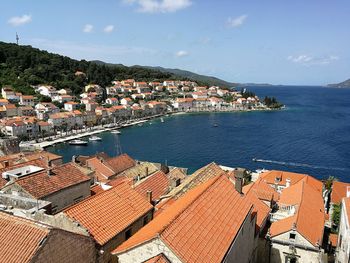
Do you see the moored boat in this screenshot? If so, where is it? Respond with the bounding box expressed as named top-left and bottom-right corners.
top-left (69, 139), bottom-right (88, 145)
top-left (89, 136), bottom-right (102, 141)
top-left (111, 130), bottom-right (121, 134)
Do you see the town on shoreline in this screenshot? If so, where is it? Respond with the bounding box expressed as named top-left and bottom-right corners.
top-left (0, 77), bottom-right (282, 150)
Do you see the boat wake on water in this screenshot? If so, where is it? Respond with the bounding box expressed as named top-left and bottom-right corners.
top-left (252, 158), bottom-right (350, 172)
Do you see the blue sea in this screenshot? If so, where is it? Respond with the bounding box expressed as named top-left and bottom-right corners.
top-left (47, 86), bottom-right (350, 182)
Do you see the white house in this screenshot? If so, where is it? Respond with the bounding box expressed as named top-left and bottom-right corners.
top-left (191, 92), bottom-right (207, 99)
top-left (64, 102), bottom-right (79, 112)
top-left (106, 97), bottom-right (119, 105)
top-left (336, 196), bottom-right (350, 263)
top-left (37, 85), bottom-right (58, 98)
top-left (172, 98), bottom-right (194, 111)
top-left (120, 98), bottom-right (133, 106)
top-left (19, 95), bottom-right (35, 107)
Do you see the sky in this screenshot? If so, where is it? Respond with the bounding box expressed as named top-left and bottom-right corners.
top-left (1, 0), bottom-right (350, 85)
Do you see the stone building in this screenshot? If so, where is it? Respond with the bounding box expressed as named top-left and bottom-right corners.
top-left (0, 212), bottom-right (96, 263)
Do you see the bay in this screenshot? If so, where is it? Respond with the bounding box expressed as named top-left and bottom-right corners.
top-left (48, 86), bottom-right (350, 182)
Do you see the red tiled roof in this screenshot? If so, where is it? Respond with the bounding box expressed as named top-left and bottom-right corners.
top-left (143, 254), bottom-right (170, 263)
top-left (0, 212), bottom-right (50, 263)
top-left (65, 182), bottom-right (153, 246)
top-left (134, 171), bottom-right (170, 202)
top-left (329, 233), bottom-right (338, 247)
top-left (105, 153), bottom-right (136, 175)
top-left (0, 177), bottom-right (7, 188)
top-left (331, 181), bottom-right (350, 204)
top-left (90, 184), bottom-right (104, 195)
top-left (86, 157), bottom-right (115, 181)
top-left (243, 177), bottom-right (280, 202)
top-left (260, 170), bottom-right (323, 192)
top-left (270, 181), bottom-right (325, 246)
top-left (344, 197), bottom-right (350, 226)
top-left (114, 175), bottom-right (253, 263)
top-left (12, 163), bottom-right (90, 199)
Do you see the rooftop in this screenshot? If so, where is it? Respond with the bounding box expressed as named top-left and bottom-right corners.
top-left (114, 175), bottom-right (253, 263)
top-left (134, 171), bottom-right (170, 202)
top-left (65, 181), bottom-right (153, 245)
top-left (331, 181), bottom-right (350, 204)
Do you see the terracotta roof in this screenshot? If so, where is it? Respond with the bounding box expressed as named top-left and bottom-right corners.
top-left (12, 163), bottom-right (90, 199)
top-left (168, 162), bottom-right (224, 197)
top-left (90, 184), bottom-right (104, 195)
top-left (0, 177), bottom-right (8, 188)
top-left (270, 181), bottom-right (325, 246)
top-left (0, 212), bottom-right (50, 263)
top-left (105, 153), bottom-right (136, 175)
top-left (331, 181), bottom-right (350, 204)
top-left (134, 171), bottom-right (170, 202)
top-left (260, 170), bottom-right (323, 192)
top-left (243, 181), bottom-right (272, 232)
top-left (65, 182), bottom-right (153, 246)
top-left (114, 175), bottom-right (253, 263)
top-left (344, 197), bottom-right (350, 226)
top-left (329, 233), bottom-right (338, 247)
top-left (86, 157), bottom-right (115, 181)
top-left (243, 177), bottom-right (279, 202)
top-left (143, 254), bottom-right (170, 263)
top-left (0, 158), bottom-right (48, 174)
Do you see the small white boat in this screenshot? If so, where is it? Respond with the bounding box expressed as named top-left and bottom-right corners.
top-left (160, 118), bottom-right (164, 123)
top-left (138, 123), bottom-right (143, 126)
top-left (69, 139), bottom-right (88, 146)
top-left (89, 136), bottom-right (102, 141)
top-left (111, 130), bottom-right (121, 134)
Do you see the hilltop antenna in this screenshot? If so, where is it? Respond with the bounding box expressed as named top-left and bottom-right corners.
top-left (16, 32), bottom-right (19, 45)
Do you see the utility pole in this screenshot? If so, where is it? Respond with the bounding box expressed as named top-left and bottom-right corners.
top-left (16, 32), bottom-right (19, 45)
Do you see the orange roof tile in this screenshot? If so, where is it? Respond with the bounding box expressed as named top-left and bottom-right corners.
top-left (270, 181), bottom-right (325, 246)
top-left (90, 184), bottom-right (104, 195)
top-left (114, 175), bottom-right (253, 263)
top-left (86, 157), bottom-right (115, 181)
top-left (105, 154), bottom-right (136, 175)
top-left (143, 254), bottom-right (170, 263)
top-left (12, 163), bottom-right (90, 199)
top-left (65, 182), bottom-right (153, 246)
top-left (0, 212), bottom-right (50, 263)
top-left (260, 170), bottom-right (323, 192)
top-left (344, 197), bottom-right (350, 226)
top-left (329, 233), bottom-right (338, 247)
top-left (134, 171), bottom-right (170, 202)
top-left (331, 181), bottom-right (350, 204)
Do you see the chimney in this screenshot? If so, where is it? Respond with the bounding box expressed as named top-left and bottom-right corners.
top-left (3, 161), bottom-right (9, 168)
top-left (146, 190), bottom-right (152, 204)
top-left (347, 186), bottom-right (350, 198)
top-left (145, 167), bottom-right (149, 177)
top-left (72, 155), bottom-right (77, 163)
top-left (47, 169), bottom-right (54, 176)
top-left (171, 178), bottom-right (181, 188)
top-left (286, 178), bottom-right (291, 188)
top-left (46, 157), bottom-right (52, 168)
top-left (234, 168), bottom-right (244, 194)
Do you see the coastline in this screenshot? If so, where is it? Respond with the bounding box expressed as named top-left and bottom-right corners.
top-left (23, 107), bottom-right (283, 151)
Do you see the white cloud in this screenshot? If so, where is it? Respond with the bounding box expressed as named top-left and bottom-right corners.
top-left (8, 14), bottom-right (32, 26)
top-left (124, 0), bottom-right (192, 13)
top-left (103, 25), bottom-right (115, 33)
top-left (83, 24), bottom-right (93, 33)
top-left (175, 50), bottom-right (189, 57)
top-left (227, 15), bottom-right (247, 28)
top-left (287, 54), bottom-right (339, 65)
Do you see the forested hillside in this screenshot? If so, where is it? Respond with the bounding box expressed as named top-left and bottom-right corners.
top-left (0, 42), bottom-right (186, 96)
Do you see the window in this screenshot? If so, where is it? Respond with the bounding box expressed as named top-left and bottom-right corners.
top-left (289, 233), bottom-right (296, 240)
top-left (125, 228), bottom-right (132, 240)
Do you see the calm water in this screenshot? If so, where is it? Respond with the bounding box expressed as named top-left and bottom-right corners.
top-left (48, 86), bottom-right (350, 182)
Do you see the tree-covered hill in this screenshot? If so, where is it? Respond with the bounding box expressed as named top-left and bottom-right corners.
top-left (0, 41), bottom-right (191, 96)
